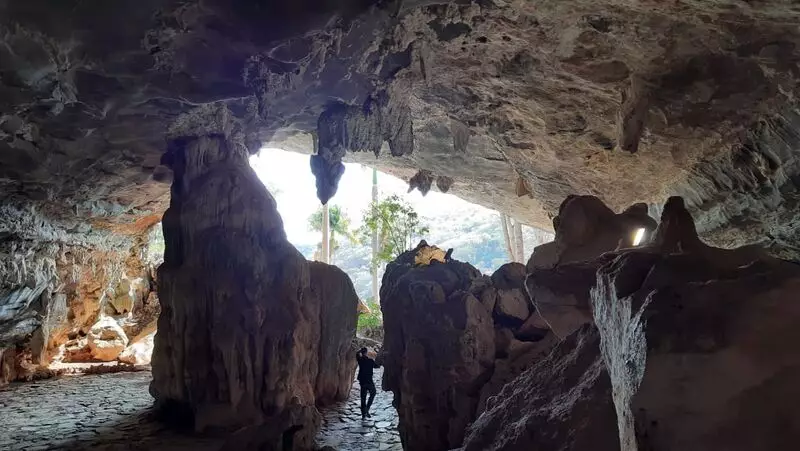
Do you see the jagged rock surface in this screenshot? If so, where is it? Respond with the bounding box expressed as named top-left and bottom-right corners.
top-left (461, 326), bottom-right (619, 451)
top-left (381, 242), bottom-right (557, 451)
top-left (468, 196), bottom-right (800, 451)
top-left (592, 197), bottom-right (800, 451)
top-left (2, 1), bottom-right (800, 261)
top-left (525, 195), bottom-right (656, 339)
top-left (0, 203), bottom-right (160, 384)
top-left (150, 109), bottom-right (357, 448)
top-left (309, 261), bottom-right (359, 405)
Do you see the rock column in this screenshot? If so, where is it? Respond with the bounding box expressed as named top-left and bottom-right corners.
top-left (151, 106), bottom-right (358, 449)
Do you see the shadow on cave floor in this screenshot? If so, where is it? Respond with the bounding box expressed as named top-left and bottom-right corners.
top-left (316, 368), bottom-right (401, 451)
top-left (0, 372), bottom-right (224, 451)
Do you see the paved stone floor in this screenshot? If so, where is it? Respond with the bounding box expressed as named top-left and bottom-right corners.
top-left (0, 371), bottom-right (224, 451)
top-left (0, 369), bottom-right (400, 451)
top-left (315, 368), bottom-right (401, 451)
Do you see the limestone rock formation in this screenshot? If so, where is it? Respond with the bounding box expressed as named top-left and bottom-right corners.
top-left (87, 316), bottom-right (129, 362)
top-left (592, 197), bottom-right (800, 451)
top-left (527, 195), bottom-right (657, 271)
top-left (468, 196), bottom-right (800, 451)
top-left (150, 107), bottom-right (357, 448)
top-left (1, 0), bottom-right (800, 267)
top-left (462, 326), bottom-right (619, 451)
top-left (309, 261), bottom-right (359, 405)
top-left (381, 242), bottom-right (558, 450)
top-left (381, 243), bottom-right (493, 451)
top-left (524, 195), bottom-right (656, 338)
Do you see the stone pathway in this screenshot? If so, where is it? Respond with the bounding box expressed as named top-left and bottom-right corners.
top-left (0, 369), bottom-right (400, 450)
top-left (316, 368), bottom-right (402, 451)
top-left (0, 372), bottom-right (223, 451)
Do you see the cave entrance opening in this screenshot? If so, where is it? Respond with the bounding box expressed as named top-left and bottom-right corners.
top-left (248, 147), bottom-right (554, 344)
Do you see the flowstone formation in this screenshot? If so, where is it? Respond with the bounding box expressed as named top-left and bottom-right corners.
top-left (150, 106), bottom-right (358, 449)
top-left (380, 242), bottom-right (557, 451)
top-left (462, 195), bottom-right (800, 451)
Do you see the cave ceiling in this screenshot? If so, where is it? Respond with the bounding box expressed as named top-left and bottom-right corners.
top-left (1, 0), bottom-right (800, 257)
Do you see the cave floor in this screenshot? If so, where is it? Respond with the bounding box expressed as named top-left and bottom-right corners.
top-left (0, 369), bottom-right (401, 451)
top-left (0, 371), bottom-right (224, 451)
top-left (316, 368), bottom-right (402, 450)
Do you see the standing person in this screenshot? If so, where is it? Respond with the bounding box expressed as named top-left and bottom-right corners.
top-left (356, 347), bottom-right (381, 419)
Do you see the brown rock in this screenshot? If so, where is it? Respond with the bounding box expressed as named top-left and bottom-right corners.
top-left (381, 243), bottom-right (492, 451)
top-left (309, 261), bottom-right (359, 405)
top-left (525, 258), bottom-right (605, 339)
top-left (591, 198), bottom-right (800, 451)
top-left (476, 332), bottom-right (558, 415)
top-left (492, 288), bottom-right (531, 326)
top-left (462, 326), bottom-right (619, 451)
top-left (150, 110), bottom-right (355, 448)
top-left (526, 195), bottom-right (657, 271)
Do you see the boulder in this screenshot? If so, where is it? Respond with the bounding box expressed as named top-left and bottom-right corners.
top-left (524, 258), bottom-right (607, 339)
top-left (118, 332), bottom-right (155, 365)
top-left (492, 288), bottom-right (530, 326)
top-left (462, 326), bottom-right (619, 451)
top-left (87, 316), bottom-right (129, 361)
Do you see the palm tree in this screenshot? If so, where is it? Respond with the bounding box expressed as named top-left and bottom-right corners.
top-left (309, 205), bottom-right (356, 264)
top-left (371, 168), bottom-right (379, 302)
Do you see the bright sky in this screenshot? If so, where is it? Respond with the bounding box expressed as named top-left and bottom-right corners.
top-left (249, 148), bottom-right (498, 246)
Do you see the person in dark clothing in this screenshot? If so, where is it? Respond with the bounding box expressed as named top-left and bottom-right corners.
top-left (356, 347), bottom-right (381, 419)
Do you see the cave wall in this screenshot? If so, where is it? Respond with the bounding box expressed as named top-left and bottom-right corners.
top-left (0, 203), bottom-right (160, 385)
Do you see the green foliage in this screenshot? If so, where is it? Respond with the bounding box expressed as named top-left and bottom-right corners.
top-left (357, 299), bottom-right (383, 333)
top-left (308, 205), bottom-right (357, 242)
top-left (308, 205), bottom-right (357, 261)
top-left (359, 195), bottom-right (429, 266)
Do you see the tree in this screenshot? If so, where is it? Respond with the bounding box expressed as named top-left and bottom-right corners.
top-left (370, 168), bottom-right (379, 302)
top-left (359, 195), bottom-right (429, 266)
top-left (500, 214), bottom-right (525, 263)
top-left (308, 205), bottom-right (356, 264)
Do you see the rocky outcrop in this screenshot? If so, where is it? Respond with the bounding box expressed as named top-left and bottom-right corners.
top-left (381, 242), bottom-right (557, 451)
top-left (592, 197), bottom-right (800, 451)
top-left (462, 326), bottom-right (619, 451)
top-left (150, 107), bottom-right (357, 449)
top-left (309, 261), bottom-right (359, 405)
top-left (0, 202), bottom-right (161, 384)
top-left (524, 195), bottom-right (656, 339)
top-left (467, 196), bottom-right (800, 451)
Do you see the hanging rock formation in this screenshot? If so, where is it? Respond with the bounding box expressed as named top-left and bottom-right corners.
top-left (150, 105), bottom-right (358, 449)
top-left (381, 242), bottom-right (558, 450)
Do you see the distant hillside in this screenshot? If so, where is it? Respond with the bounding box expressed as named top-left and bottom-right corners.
top-left (295, 209), bottom-right (553, 301)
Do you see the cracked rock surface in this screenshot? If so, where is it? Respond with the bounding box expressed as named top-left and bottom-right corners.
top-left (1, 1), bottom-right (800, 259)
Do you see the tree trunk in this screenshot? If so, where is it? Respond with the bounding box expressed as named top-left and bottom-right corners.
top-left (500, 214), bottom-right (515, 261)
top-left (321, 203), bottom-right (330, 264)
top-left (371, 168), bottom-right (379, 302)
top-left (513, 220), bottom-right (525, 263)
